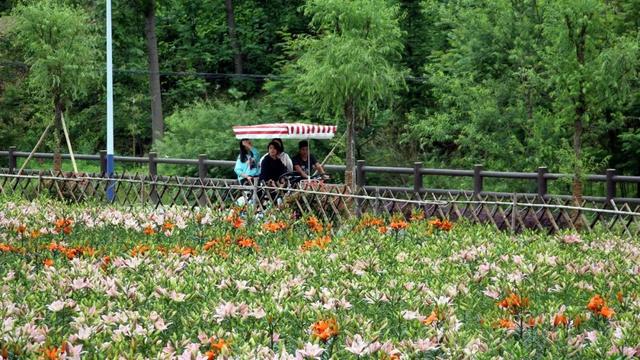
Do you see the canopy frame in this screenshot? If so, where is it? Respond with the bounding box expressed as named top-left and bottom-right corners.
top-left (233, 123), bottom-right (337, 183)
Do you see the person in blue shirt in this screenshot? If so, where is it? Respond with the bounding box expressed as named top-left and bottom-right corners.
top-left (234, 138), bottom-right (260, 184)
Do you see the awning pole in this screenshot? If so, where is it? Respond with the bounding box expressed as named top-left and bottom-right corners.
top-left (308, 136), bottom-right (311, 181)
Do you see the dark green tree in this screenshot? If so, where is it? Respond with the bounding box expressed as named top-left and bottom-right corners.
top-left (288, 0), bottom-right (406, 188)
top-left (11, 0), bottom-right (100, 171)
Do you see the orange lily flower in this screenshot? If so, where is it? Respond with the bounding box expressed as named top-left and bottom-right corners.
top-left (43, 258), bottom-right (54, 267)
top-left (496, 318), bottom-right (516, 330)
top-left (143, 226), bottom-right (156, 236)
top-left (131, 245), bottom-right (151, 257)
top-left (205, 337), bottom-right (229, 359)
top-left (312, 318), bottom-right (339, 342)
top-left (0, 243), bottom-right (13, 252)
top-left (203, 239), bottom-right (218, 251)
top-left (237, 237), bottom-right (258, 249)
top-left (101, 256), bottom-right (111, 270)
top-left (573, 315), bottom-right (582, 328)
top-left (306, 216), bottom-right (323, 233)
top-left (553, 313), bottom-right (568, 327)
top-left (390, 220), bottom-right (408, 231)
top-left (438, 219), bottom-right (453, 231)
top-left (361, 216), bottom-right (384, 228)
top-left (173, 246), bottom-right (196, 256)
top-left (587, 294), bottom-right (605, 312)
top-left (599, 306), bottom-right (615, 318)
top-left (43, 346), bottom-right (59, 360)
top-left (163, 221), bottom-right (175, 231)
top-left (498, 293), bottom-right (529, 314)
top-left (422, 310), bottom-right (439, 325)
top-left (262, 221), bottom-right (287, 232)
top-left (211, 338), bottom-right (228, 352)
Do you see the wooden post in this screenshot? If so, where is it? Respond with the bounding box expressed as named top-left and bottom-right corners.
top-left (198, 154), bottom-right (208, 180)
top-left (606, 168), bottom-right (616, 205)
top-left (356, 160), bottom-right (366, 188)
top-left (148, 152), bottom-right (158, 177)
top-left (473, 164), bottom-right (483, 197)
top-left (99, 150), bottom-right (107, 176)
top-left (149, 152), bottom-right (158, 204)
top-left (197, 154), bottom-right (208, 206)
top-left (413, 161), bottom-right (423, 194)
top-left (537, 166), bottom-right (548, 200)
top-left (511, 194), bottom-right (517, 233)
top-left (356, 160), bottom-right (365, 216)
top-left (8, 146), bottom-right (16, 174)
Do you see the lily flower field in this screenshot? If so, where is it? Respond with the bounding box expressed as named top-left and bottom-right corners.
top-left (1, 198), bottom-right (639, 359)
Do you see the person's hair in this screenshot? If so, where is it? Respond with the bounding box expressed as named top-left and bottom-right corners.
top-left (268, 141), bottom-right (282, 154)
top-left (298, 140), bottom-right (309, 149)
top-left (239, 139), bottom-right (251, 162)
top-left (273, 138), bottom-right (284, 152)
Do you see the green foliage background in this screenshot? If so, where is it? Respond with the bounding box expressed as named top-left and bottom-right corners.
top-left (0, 0), bottom-right (639, 194)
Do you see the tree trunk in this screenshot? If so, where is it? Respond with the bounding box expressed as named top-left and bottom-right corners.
top-left (344, 99), bottom-right (356, 190)
top-left (225, 0), bottom-right (243, 74)
top-left (572, 114), bottom-right (583, 205)
top-left (53, 93), bottom-right (63, 172)
top-left (145, 0), bottom-right (164, 145)
top-left (567, 16), bottom-right (590, 229)
top-left (565, 15), bottom-right (589, 208)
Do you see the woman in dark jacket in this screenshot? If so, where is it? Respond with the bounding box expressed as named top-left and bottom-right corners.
top-left (259, 141), bottom-right (288, 185)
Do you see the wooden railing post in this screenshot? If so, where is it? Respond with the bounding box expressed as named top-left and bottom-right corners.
top-left (148, 152), bottom-right (159, 204)
top-left (537, 166), bottom-right (548, 200)
top-left (99, 150), bottom-right (107, 176)
top-left (606, 168), bottom-right (616, 205)
top-left (8, 146), bottom-right (16, 174)
top-left (148, 152), bottom-right (158, 177)
top-left (197, 154), bottom-right (208, 206)
top-left (473, 164), bottom-right (483, 197)
top-left (355, 160), bottom-right (365, 217)
top-left (413, 161), bottom-right (423, 194)
top-left (198, 154), bottom-right (208, 180)
top-left (356, 160), bottom-right (366, 189)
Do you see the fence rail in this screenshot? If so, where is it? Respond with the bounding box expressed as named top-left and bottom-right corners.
top-left (2, 147), bottom-right (640, 203)
top-left (1, 169), bottom-right (640, 237)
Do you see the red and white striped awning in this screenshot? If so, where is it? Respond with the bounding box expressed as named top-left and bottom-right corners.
top-left (233, 123), bottom-right (337, 140)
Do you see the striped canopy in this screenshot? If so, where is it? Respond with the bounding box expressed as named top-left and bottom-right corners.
top-left (233, 123), bottom-right (337, 140)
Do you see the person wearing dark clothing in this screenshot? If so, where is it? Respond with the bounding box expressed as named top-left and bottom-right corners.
top-left (292, 140), bottom-right (326, 179)
top-left (259, 141), bottom-right (288, 185)
top-left (259, 138), bottom-right (293, 172)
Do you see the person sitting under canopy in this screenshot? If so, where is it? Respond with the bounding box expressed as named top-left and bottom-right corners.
top-left (292, 140), bottom-right (326, 179)
top-left (259, 141), bottom-right (288, 185)
top-left (234, 138), bottom-right (260, 185)
top-left (259, 138), bottom-right (293, 172)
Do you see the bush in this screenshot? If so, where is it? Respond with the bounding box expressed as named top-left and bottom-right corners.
top-left (154, 99), bottom-right (263, 178)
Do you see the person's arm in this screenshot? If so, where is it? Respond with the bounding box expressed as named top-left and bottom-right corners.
top-left (314, 162), bottom-right (325, 175)
top-left (294, 164), bottom-right (308, 179)
top-left (258, 158), bottom-right (268, 182)
top-left (283, 153), bottom-right (293, 172)
top-left (234, 156), bottom-right (247, 180)
top-left (252, 149), bottom-right (261, 169)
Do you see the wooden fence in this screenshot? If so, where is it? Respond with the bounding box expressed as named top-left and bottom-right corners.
top-left (2, 147), bottom-right (640, 204)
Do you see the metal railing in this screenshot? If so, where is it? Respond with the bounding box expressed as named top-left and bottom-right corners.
top-left (2, 146), bottom-right (640, 203)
